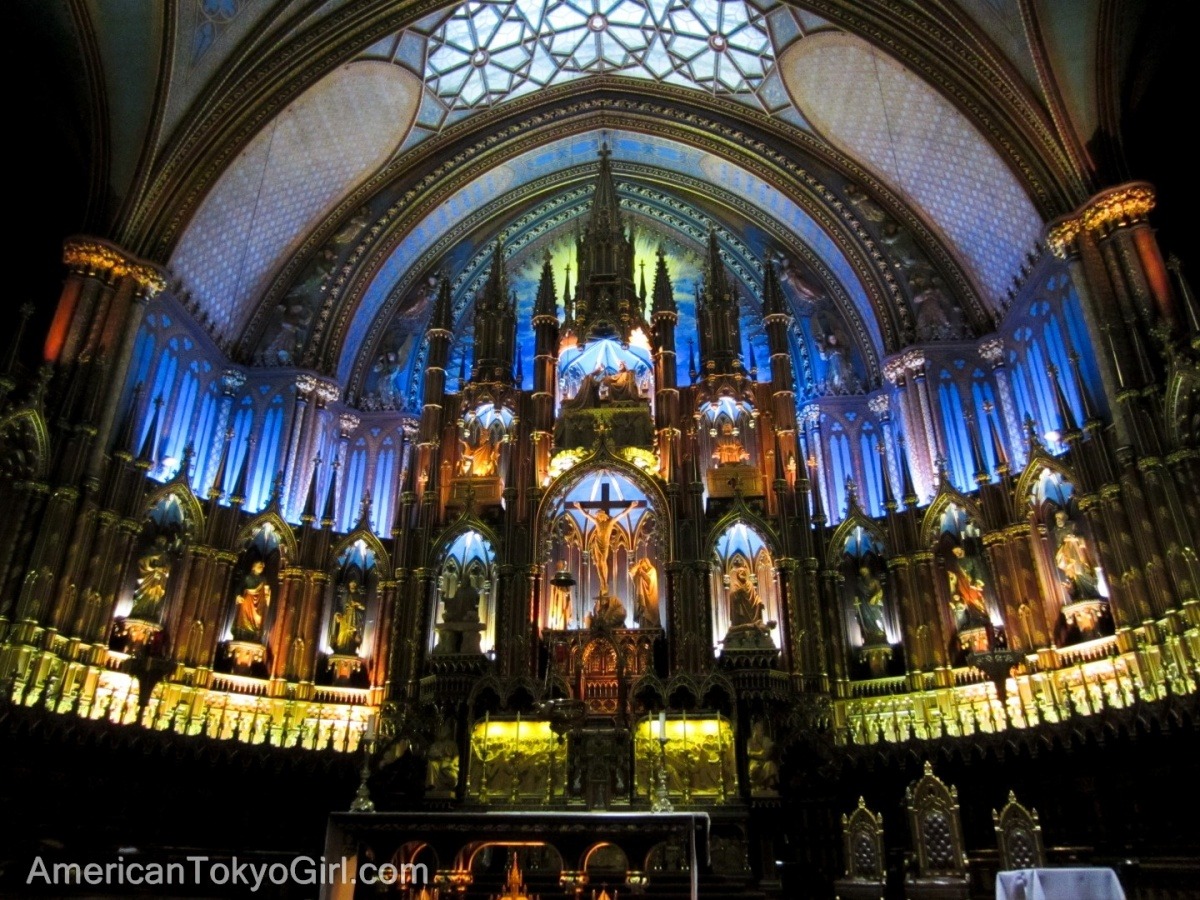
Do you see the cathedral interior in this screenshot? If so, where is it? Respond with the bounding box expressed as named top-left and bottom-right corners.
top-left (4, 1), bottom-right (1199, 897)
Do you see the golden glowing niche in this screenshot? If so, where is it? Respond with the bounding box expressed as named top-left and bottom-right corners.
top-left (634, 715), bottom-right (737, 803)
top-left (467, 719), bottom-right (566, 803)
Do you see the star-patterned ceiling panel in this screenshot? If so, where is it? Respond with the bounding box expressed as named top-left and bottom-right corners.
top-left (169, 61), bottom-right (422, 341)
top-left (778, 31), bottom-right (1043, 308)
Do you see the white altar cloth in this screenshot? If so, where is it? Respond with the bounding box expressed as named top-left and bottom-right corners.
top-left (996, 867), bottom-right (1125, 900)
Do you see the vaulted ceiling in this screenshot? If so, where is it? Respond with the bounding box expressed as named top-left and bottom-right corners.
top-left (23, 0), bottom-right (1176, 395)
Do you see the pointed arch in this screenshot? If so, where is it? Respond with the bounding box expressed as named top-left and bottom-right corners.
top-left (142, 482), bottom-right (206, 538)
top-left (920, 485), bottom-right (986, 547)
top-left (432, 515), bottom-right (502, 567)
top-left (704, 504), bottom-right (780, 559)
top-left (536, 450), bottom-right (672, 558)
top-left (0, 406), bottom-right (50, 483)
top-left (330, 527), bottom-right (391, 575)
top-left (235, 511), bottom-right (298, 565)
top-left (1165, 363), bottom-right (1200, 449)
top-left (1014, 450), bottom-right (1079, 513)
top-left (827, 509), bottom-right (887, 562)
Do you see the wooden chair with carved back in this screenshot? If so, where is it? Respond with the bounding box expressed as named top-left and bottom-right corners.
top-left (834, 796), bottom-right (887, 900)
top-left (993, 790), bottom-right (1045, 871)
top-left (904, 762), bottom-right (970, 899)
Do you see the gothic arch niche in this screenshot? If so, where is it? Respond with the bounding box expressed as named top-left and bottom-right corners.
top-left (710, 521), bottom-right (781, 655)
top-left (833, 520), bottom-right (902, 678)
top-left (1026, 466), bottom-right (1112, 646)
top-left (429, 529), bottom-right (498, 658)
top-left (929, 500), bottom-right (1004, 662)
top-left (558, 338), bottom-right (654, 409)
top-left (539, 465), bottom-right (665, 632)
top-left (554, 337), bottom-right (655, 451)
top-left (320, 535), bottom-right (382, 686)
top-left (111, 489), bottom-right (197, 654)
top-left (220, 519), bottom-right (286, 675)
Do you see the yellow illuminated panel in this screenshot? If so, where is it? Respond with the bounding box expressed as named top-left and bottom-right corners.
top-left (467, 719), bottom-right (566, 803)
top-left (634, 715), bottom-right (737, 803)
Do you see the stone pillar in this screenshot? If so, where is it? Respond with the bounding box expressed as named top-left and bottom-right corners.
top-left (867, 394), bottom-right (902, 508)
top-left (282, 377), bottom-right (315, 517)
top-left (884, 357), bottom-right (932, 501)
top-left (978, 338), bottom-right (1024, 469)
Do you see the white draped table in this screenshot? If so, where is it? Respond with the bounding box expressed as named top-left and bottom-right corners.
top-left (996, 867), bottom-right (1125, 900)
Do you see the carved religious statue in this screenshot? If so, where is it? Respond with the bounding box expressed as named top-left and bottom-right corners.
top-left (329, 578), bottom-right (366, 655)
top-left (723, 560), bottom-right (775, 650)
top-left (231, 560), bottom-right (271, 642)
top-left (602, 362), bottom-right (641, 401)
top-left (549, 561), bottom-right (573, 630)
top-left (817, 332), bottom-right (857, 394)
top-left (562, 366), bottom-right (604, 411)
top-left (630, 557), bottom-right (659, 628)
top-left (746, 719), bottom-right (780, 796)
top-left (129, 536), bottom-right (172, 621)
top-left (460, 428), bottom-right (500, 477)
top-left (1052, 510), bottom-right (1103, 600)
top-left (573, 501), bottom-right (636, 597)
top-left (853, 565), bottom-right (888, 646)
top-left (711, 422), bottom-right (750, 466)
top-left (562, 363), bottom-right (642, 411)
top-left (371, 350), bottom-right (403, 408)
top-left (433, 571), bottom-right (486, 654)
top-left (946, 545), bottom-right (990, 652)
top-left (426, 720), bottom-right (460, 794)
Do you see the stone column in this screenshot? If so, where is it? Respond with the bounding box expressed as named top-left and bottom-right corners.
top-left (978, 338), bottom-right (1023, 469)
top-left (282, 377), bottom-right (315, 517)
top-left (884, 357), bottom-right (932, 501)
top-left (867, 394), bottom-right (902, 508)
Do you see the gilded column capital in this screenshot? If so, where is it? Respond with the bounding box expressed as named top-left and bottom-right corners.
top-left (338, 413), bottom-right (361, 436)
top-left (220, 369), bottom-right (246, 395)
top-left (882, 358), bottom-right (907, 385)
top-left (902, 349), bottom-right (927, 373)
top-left (315, 380), bottom-right (340, 405)
top-left (62, 237), bottom-right (167, 296)
top-left (867, 393), bottom-right (889, 418)
top-left (799, 403), bottom-right (822, 428)
top-left (978, 337), bottom-right (1005, 368)
top-left (295, 374), bottom-right (319, 396)
top-left (1081, 182), bottom-right (1156, 237)
top-left (1044, 216), bottom-right (1081, 260)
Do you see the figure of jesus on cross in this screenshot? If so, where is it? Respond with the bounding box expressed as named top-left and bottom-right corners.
top-left (573, 485), bottom-right (641, 596)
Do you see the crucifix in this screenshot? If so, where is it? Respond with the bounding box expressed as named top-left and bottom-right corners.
top-left (571, 480), bottom-right (648, 598)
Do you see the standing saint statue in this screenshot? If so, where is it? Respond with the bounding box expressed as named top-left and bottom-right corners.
top-left (852, 564), bottom-right (888, 645)
top-left (1052, 510), bottom-right (1103, 600)
top-left (573, 501), bottom-right (637, 596)
top-left (549, 562), bottom-right (573, 629)
top-left (231, 560), bottom-right (272, 642)
top-left (129, 536), bottom-right (172, 621)
top-left (728, 561), bottom-right (767, 629)
top-left (630, 557), bottom-right (659, 628)
top-left (330, 578), bottom-right (366, 655)
top-left (945, 545), bottom-right (990, 631)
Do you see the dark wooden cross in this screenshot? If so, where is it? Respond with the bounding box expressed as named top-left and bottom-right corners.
top-left (571, 479), bottom-right (649, 519)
